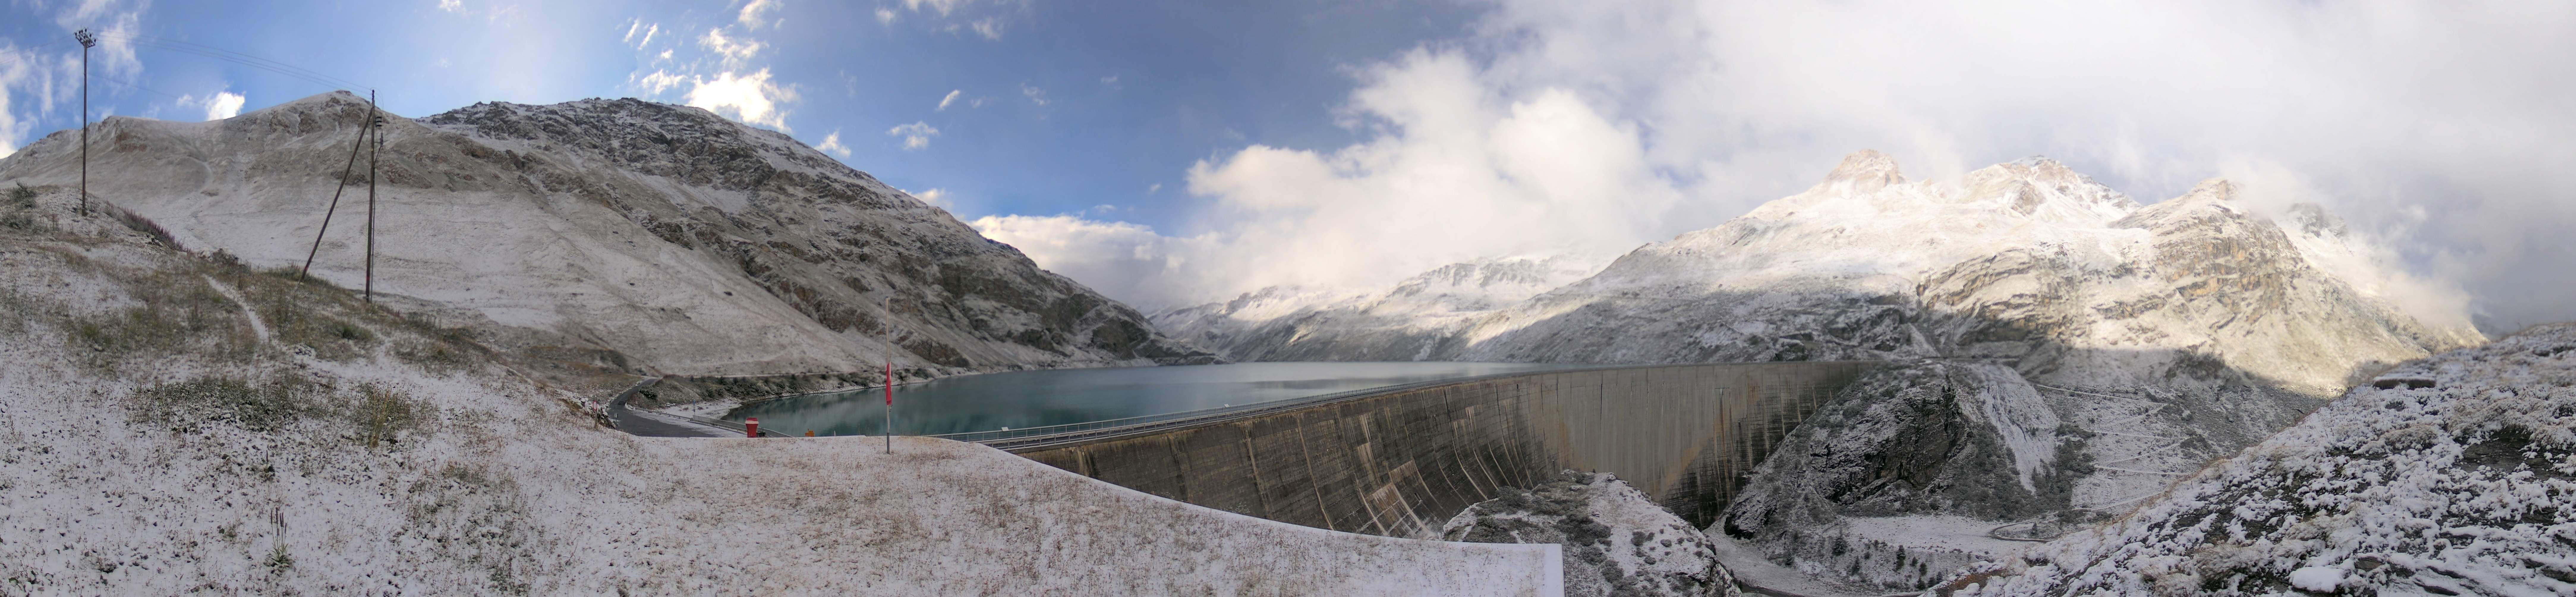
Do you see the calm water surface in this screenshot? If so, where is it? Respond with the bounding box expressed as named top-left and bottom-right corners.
top-left (721, 362), bottom-right (1601, 437)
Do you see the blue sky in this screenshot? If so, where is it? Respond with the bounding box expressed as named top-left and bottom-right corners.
top-left (4, 1), bottom-right (2574, 329)
top-left (0, 0), bottom-right (1479, 230)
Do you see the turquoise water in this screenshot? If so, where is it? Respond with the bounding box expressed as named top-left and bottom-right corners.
top-left (721, 362), bottom-right (1600, 437)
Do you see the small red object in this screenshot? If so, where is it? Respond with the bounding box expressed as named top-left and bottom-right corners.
top-left (745, 417), bottom-right (760, 438)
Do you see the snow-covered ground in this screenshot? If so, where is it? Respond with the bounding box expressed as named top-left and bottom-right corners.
top-left (1443, 471), bottom-right (1736, 597)
top-left (0, 92), bottom-right (1206, 379)
top-left (0, 190), bottom-right (1557, 595)
top-left (1944, 324), bottom-right (2576, 596)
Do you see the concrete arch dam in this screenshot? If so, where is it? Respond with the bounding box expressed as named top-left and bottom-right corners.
top-left (991, 361), bottom-right (1884, 538)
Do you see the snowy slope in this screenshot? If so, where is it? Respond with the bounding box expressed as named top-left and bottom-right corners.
top-left (0, 191), bottom-right (1554, 595)
top-left (1151, 255), bottom-right (1602, 361)
top-left (0, 91), bottom-right (1208, 377)
top-left (1443, 471), bottom-right (1742, 597)
top-left (1945, 324), bottom-right (2576, 597)
top-left (1159, 150), bottom-right (2486, 590)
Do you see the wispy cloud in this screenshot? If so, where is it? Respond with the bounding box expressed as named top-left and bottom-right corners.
top-left (936, 89), bottom-right (962, 111)
top-left (815, 129), bottom-right (851, 158)
top-left (887, 121), bottom-right (939, 150)
top-left (737, 0), bottom-right (781, 29)
top-left (1019, 83), bottom-right (1047, 106)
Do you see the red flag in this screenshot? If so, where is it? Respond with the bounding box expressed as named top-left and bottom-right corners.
top-left (884, 362), bottom-right (894, 405)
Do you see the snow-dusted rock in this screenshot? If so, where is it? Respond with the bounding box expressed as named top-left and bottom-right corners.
top-left (1444, 471), bottom-right (1742, 597)
top-left (1153, 256), bottom-right (1599, 362)
top-left (1162, 150), bottom-right (2484, 589)
top-left (1947, 324), bottom-right (2576, 597)
top-left (0, 91), bottom-right (1209, 377)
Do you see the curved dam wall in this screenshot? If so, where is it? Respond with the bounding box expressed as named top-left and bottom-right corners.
top-left (1007, 361), bottom-right (1881, 537)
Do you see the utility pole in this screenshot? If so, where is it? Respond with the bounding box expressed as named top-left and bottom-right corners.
top-left (74, 29), bottom-right (94, 217)
top-left (364, 90), bottom-right (380, 303)
top-left (301, 103), bottom-right (372, 278)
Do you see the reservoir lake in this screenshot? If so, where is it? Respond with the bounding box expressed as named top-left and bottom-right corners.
top-left (720, 361), bottom-right (1601, 437)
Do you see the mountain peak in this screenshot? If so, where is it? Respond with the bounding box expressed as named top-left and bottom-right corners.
top-left (2180, 178), bottom-right (2239, 203)
top-left (1822, 149), bottom-right (1905, 193)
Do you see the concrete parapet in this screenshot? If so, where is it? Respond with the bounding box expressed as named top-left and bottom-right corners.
top-left (1011, 361), bottom-right (1881, 536)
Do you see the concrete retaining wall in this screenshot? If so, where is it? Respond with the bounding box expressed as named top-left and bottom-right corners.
top-left (1011, 362), bottom-right (1879, 537)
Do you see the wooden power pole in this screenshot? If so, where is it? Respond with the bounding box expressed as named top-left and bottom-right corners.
top-left (74, 29), bottom-right (94, 217)
top-left (364, 90), bottom-right (380, 303)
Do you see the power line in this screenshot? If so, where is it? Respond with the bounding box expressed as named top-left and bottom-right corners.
top-left (0, 38), bottom-right (75, 68)
top-left (89, 30), bottom-right (372, 93)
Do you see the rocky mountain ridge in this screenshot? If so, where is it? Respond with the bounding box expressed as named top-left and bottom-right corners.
top-left (1155, 150), bottom-right (2486, 590)
top-left (0, 91), bottom-right (1209, 377)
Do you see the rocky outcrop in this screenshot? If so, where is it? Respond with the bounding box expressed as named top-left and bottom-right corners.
top-left (1444, 471), bottom-right (1742, 597)
top-left (1950, 324), bottom-right (2576, 597)
top-left (0, 92), bottom-right (1211, 376)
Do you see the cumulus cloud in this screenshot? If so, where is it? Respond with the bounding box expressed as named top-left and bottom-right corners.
top-left (177, 90), bottom-right (246, 121)
top-left (684, 69), bottom-right (795, 131)
top-left (875, 7), bottom-right (897, 25)
top-left (980, 1), bottom-right (2576, 330)
top-left (814, 129), bottom-right (850, 158)
top-left (969, 214), bottom-right (1217, 310)
top-left (937, 89), bottom-right (962, 111)
top-left (886, 121), bottom-right (938, 150)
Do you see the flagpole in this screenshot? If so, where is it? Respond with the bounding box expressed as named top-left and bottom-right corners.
top-left (884, 360), bottom-right (893, 454)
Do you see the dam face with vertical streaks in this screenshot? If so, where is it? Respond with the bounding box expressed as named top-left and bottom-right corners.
top-left (988, 362), bottom-right (1883, 537)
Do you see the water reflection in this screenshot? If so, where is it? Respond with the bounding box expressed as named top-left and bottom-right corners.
top-left (721, 362), bottom-right (1600, 436)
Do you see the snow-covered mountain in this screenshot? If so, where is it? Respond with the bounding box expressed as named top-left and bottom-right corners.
top-left (0, 91), bottom-right (1208, 376)
top-left (1947, 324), bottom-right (2576, 597)
top-left (1151, 255), bottom-right (1600, 361)
top-left (1158, 150), bottom-right (2486, 590)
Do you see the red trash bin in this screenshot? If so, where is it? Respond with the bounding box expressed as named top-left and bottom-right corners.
top-left (745, 417), bottom-right (760, 438)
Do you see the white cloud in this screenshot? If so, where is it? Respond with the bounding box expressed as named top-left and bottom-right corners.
top-left (624, 21), bottom-right (660, 49)
top-left (983, 1), bottom-right (2576, 330)
top-left (699, 28), bottom-right (763, 68)
top-left (633, 70), bottom-right (686, 95)
top-left (440, 0), bottom-right (464, 13)
top-left (177, 90), bottom-right (246, 121)
top-left (909, 188), bottom-right (953, 209)
top-left (815, 129), bottom-right (851, 158)
top-left (886, 121), bottom-right (939, 150)
top-left (1100, 75), bottom-right (1119, 88)
top-left (904, 0), bottom-right (968, 17)
top-left (875, 8), bottom-right (897, 25)
top-left (1146, 183), bottom-right (1160, 194)
top-left (1019, 83), bottom-right (1047, 106)
top-left (969, 215), bottom-right (1216, 310)
top-left (969, 18), bottom-right (1003, 40)
top-left (937, 89), bottom-right (962, 111)
top-left (683, 69), bottom-right (796, 131)
top-left (738, 0), bottom-right (781, 28)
